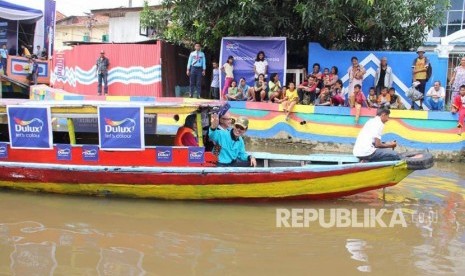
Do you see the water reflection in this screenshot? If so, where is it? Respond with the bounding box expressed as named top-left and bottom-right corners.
top-left (0, 164), bottom-right (464, 275)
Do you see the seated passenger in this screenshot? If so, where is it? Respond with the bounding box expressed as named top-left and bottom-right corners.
top-left (426, 81), bottom-right (445, 111)
top-left (268, 73), bottom-right (283, 103)
top-left (208, 114), bottom-right (257, 167)
top-left (174, 114), bottom-right (198, 146)
top-left (388, 87), bottom-right (403, 109)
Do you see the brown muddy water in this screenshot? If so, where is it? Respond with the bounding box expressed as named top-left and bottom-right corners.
top-left (0, 162), bottom-right (464, 275)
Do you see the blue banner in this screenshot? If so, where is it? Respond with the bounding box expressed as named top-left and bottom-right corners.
top-left (220, 37), bottom-right (287, 88)
top-left (82, 145), bottom-right (99, 162)
top-left (0, 142), bottom-right (8, 158)
top-left (188, 147), bottom-right (205, 163)
top-left (7, 107), bottom-right (52, 149)
top-left (56, 144), bottom-right (72, 161)
top-left (98, 107), bottom-right (144, 150)
top-left (156, 146), bottom-right (172, 163)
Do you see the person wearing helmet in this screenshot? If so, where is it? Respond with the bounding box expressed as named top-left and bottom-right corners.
top-left (209, 114), bottom-right (256, 167)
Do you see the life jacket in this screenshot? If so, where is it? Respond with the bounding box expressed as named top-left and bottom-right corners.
top-left (174, 126), bottom-right (195, 146)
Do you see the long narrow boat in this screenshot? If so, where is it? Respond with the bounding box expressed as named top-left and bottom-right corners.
top-left (0, 100), bottom-right (433, 200)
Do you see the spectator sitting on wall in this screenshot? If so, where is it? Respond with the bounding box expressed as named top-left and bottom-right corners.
top-left (367, 87), bottom-right (379, 108)
top-left (252, 73), bottom-right (267, 102)
top-left (330, 79), bottom-right (345, 106)
top-left (268, 73), bottom-right (283, 103)
top-left (388, 88), bottom-right (403, 109)
top-left (353, 84), bottom-right (368, 125)
top-left (325, 66), bottom-right (339, 89)
top-left (237, 78), bottom-right (252, 101)
top-left (226, 80), bottom-right (243, 101)
top-left (426, 81), bottom-right (445, 111)
top-left (281, 81), bottom-right (299, 121)
top-left (315, 87), bottom-right (331, 106)
top-left (377, 87), bottom-right (391, 109)
top-left (298, 75), bottom-right (319, 105)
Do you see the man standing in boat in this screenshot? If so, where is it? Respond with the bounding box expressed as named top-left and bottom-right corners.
top-left (96, 50), bottom-right (110, 96)
top-left (353, 108), bottom-right (400, 162)
top-left (209, 114), bottom-right (257, 167)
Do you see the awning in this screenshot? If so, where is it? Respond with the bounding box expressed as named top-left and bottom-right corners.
top-left (0, 0), bottom-right (43, 21)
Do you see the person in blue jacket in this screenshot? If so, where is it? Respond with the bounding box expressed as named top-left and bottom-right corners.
top-left (209, 113), bottom-right (257, 167)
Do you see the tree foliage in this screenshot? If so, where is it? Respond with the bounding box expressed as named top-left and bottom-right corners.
top-left (141, 0), bottom-right (450, 51)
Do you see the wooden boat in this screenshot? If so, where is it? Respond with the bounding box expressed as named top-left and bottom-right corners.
top-left (0, 100), bottom-right (434, 200)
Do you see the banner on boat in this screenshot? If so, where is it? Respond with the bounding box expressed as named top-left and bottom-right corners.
top-left (98, 107), bottom-right (145, 150)
top-left (188, 147), bottom-right (205, 163)
top-left (220, 37), bottom-right (287, 88)
top-left (7, 106), bottom-right (53, 149)
top-left (56, 144), bottom-right (72, 161)
top-left (0, 142), bottom-right (8, 158)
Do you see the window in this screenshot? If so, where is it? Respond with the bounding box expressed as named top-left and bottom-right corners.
top-left (433, 1), bottom-right (465, 37)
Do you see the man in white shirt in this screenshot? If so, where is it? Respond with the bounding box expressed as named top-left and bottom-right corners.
top-left (353, 108), bottom-right (400, 162)
top-left (426, 81), bottom-right (445, 111)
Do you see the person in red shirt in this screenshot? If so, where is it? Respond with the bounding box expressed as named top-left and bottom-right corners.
top-left (353, 84), bottom-right (368, 125)
top-left (451, 85), bottom-right (465, 135)
top-left (174, 114), bottom-right (198, 146)
top-left (297, 75), bottom-right (319, 105)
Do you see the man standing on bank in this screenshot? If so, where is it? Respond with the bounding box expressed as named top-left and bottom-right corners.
top-left (209, 113), bottom-right (257, 167)
top-left (411, 46), bottom-right (431, 110)
top-left (96, 50), bottom-right (110, 95)
top-left (186, 42), bottom-right (206, 98)
top-left (353, 108), bottom-right (400, 162)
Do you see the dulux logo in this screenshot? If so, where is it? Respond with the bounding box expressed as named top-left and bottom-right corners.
top-left (189, 150), bottom-right (203, 159)
top-left (57, 148), bottom-right (71, 155)
top-left (13, 117), bottom-right (44, 133)
top-left (83, 149), bottom-right (97, 157)
top-left (0, 146), bottom-right (6, 154)
top-left (104, 118), bottom-right (136, 133)
top-left (157, 150), bottom-right (171, 158)
top-left (226, 42), bottom-right (239, 51)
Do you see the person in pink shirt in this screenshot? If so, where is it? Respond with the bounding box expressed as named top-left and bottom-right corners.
top-left (353, 84), bottom-right (368, 124)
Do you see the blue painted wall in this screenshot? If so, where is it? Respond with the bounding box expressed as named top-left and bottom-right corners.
top-left (308, 43), bottom-right (448, 109)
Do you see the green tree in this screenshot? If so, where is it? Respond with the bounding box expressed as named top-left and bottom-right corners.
top-left (141, 0), bottom-right (450, 51)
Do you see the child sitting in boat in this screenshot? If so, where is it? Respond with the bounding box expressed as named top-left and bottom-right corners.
top-left (451, 84), bottom-right (465, 135)
top-left (174, 114), bottom-right (198, 146)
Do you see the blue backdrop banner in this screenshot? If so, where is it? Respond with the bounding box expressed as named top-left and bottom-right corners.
top-left (220, 37), bottom-right (287, 89)
top-left (98, 107), bottom-right (144, 150)
top-left (7, 106), bottom-right (52, 149)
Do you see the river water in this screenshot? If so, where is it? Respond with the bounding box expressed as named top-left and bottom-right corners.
top-left (0, 162), bottom-right (464, 275)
